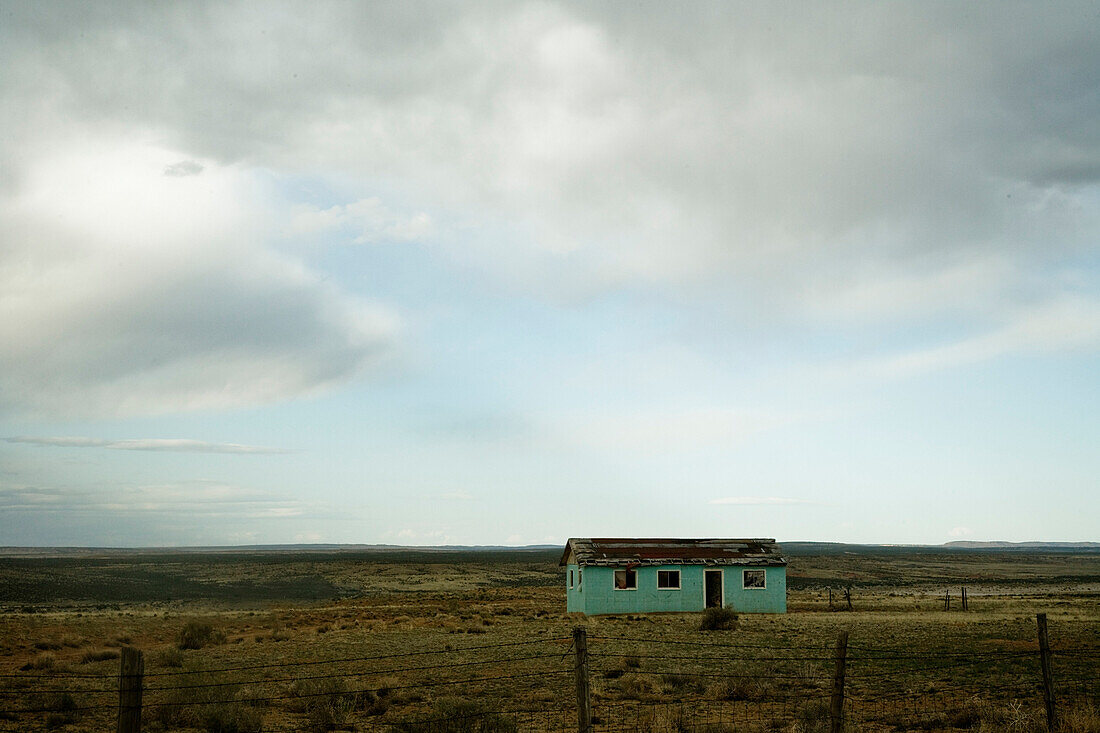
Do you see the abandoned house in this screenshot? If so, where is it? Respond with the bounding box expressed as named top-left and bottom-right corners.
top-left (561, 538), bottom-right (787, 615)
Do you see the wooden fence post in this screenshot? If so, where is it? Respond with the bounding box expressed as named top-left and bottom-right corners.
top-left (828, 588), bottom-right (833, 611)
top-left (573, 626), bottom-right (592, 733)
top-left (961, 587), bottom-right (968, 611)
top-left (944, 590), bottom-right (950, 611)
top-left (830, 630), bottom-right (848, 733)
top-left (117, 646), bottom-right (143, 733)
top-left (844, 586), bottom-right (852, 611)
top-left (1036, 613), bottom-right (1057, 732)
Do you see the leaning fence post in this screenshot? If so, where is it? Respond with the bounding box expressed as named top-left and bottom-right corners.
top-left (830, 630), bottom-right (848, 733)
top-left (1036, 613), bottom-right (1057, 732)
top-left (573, 626), bottom-right (592, 733)
top-left (117, 646), bottom-right (143, 733)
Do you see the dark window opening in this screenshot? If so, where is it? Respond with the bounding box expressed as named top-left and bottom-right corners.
top-left (743, 569), bottom-right (766, 589)
top-left (657, 570), bottom-right (681, 589)
top-left (614, 569), bottom-right (637, 590)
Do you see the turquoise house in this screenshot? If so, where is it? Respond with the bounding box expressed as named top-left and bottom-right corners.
top-left (561, 538), bottom-right (787, 615)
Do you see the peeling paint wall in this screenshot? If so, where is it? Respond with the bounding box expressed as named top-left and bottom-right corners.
top-left (565, 564), bottom-right (786, 615)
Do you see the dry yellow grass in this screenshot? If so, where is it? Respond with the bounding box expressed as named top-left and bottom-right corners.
top-left (0, 550), bottom-right (1096, 731)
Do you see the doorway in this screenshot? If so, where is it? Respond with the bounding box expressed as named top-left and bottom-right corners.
top-left (704, 570), bottom-right (724, 608)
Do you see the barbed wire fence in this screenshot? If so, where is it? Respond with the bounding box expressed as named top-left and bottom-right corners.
top-left (0, 613), bottom-right (1096, 732)
top-left (0, 636), bottom-right (578, 732)
top-left (579, 612), bottom-right (1098, 733)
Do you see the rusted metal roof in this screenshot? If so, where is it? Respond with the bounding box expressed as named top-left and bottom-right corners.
top-left (560, 538), bottom-right (786, 567)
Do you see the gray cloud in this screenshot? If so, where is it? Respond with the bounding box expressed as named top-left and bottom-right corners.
top-left (0, 139), bottom-right (398, 418)
top-left (6, 436), bottom-right (290, 454)
top-left (163, 160), bottom-right (204, 177)
top-left (4, 2), bottom-right (1094, 301)
top-left (0, 0), bottom-right (1097, 403)
top-left (0, 480), bottom-right (316, 517)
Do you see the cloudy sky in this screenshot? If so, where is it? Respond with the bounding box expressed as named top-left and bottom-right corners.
top-left (2, 1), bottom-right (1098, 547)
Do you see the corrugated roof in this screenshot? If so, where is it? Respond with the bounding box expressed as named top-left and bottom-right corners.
top-left (560, 538), bottom-right (786, 567)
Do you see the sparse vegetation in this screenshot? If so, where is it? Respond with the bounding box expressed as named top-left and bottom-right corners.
top-left (148, 673), bottom-right (262, 733)
top-left (660, 672), bottom-right (705, 695)
top-left (618, 673), bottom-right (658, 700)
top-left (79, 649), bottom-right (119, 664)
top-left (42, 693), bottom-right (80, 729)
top-left (157, 646), bottom-right (185, 668)
top-left (794, 700), bottom-right (830, 733)
top-left (391, 698), bottom-right (517, 733)
top-left (699, 607), bottom-right (738, 631)
top-left (104, 634), bottom-right (132, 647)
top-left (0, 547), bottom-right (1097, 733)
top-left (21, 653), bottom-right (56, 671)
top-left (707, 676), bottom-right (772, 701)
top-left (266, 626), bottom-right (291, 642)
top-left (1061, 701), bottom-right (1100, 733)
top-left (178, 619), bottom-right (227, 650)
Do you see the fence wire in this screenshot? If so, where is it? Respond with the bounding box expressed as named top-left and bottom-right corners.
top-left (1, 624), bottom-right (1096, 732)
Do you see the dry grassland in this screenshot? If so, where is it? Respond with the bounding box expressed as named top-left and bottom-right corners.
top-left (0, 548), bottom-right (1097, 732)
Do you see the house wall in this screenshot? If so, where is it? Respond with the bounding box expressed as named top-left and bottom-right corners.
top-left (725, 566), bottom-right (786, 613)
top-left (566, 564), bottom-right (786, 615)
top-left (565, 563), bottom-right (584, 613)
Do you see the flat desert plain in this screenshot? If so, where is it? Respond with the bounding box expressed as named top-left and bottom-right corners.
top-left (0, 546), bottom-right (1097, 732)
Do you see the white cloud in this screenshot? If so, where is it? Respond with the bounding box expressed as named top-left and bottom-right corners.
top-left (948, 527), bottom-right (973, 538)
top-left (860, 296), bottom-right (1100, 378)
top-left (6, 436), bottom-right (289, 454)
top-left (4, 1), bottom-right (1096, 317)
top-left (0, 140), bottom-right (398, 417)
top-left (804, 257), bottom-right (1016, 324)
top-left (389, 528), bottom-right (451, 544)
top-left (251, 507), bottom-right (303, 518)
top-left (0, 0), bottom-right (1097, 427)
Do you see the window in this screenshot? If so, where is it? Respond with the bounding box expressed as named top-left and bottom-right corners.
top-left (743, 569), bottom-right (766, 589)
top-left (578, 570), bottom-right (582, 586)
top-left (613, 569), bottom-right (637, 590)
top-left (569, 569), bottom-right (574, 588)
top-left (657, 570), bottom-right (680, 589)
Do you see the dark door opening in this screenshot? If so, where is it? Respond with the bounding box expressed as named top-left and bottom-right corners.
top-left (704, 570), bottom-right (723, 609)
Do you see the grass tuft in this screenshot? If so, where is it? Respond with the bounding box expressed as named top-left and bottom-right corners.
top-left (80, 649), bottom-right (120, 664)
top-left (699, 607), bottom-right (738, 631)
top-left (157, 647), bottom-right (185, 668)
top-left (794, 699), bottom-right (830, 733)
top-left (21, 653), bottom-right (57, 671)
top-left (391, 697), bottom-right (516, 733)
top-left (149, 673), bottom-right (262, 733)
top-left (178, 619), bottom-right (228, 650)
top-left (43, 693), bottom-right (80, 729)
